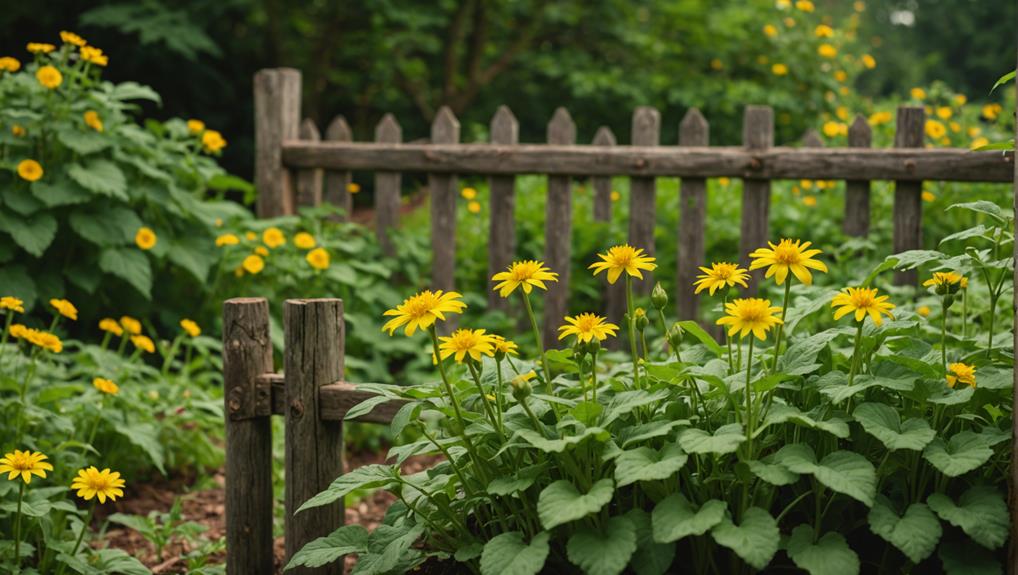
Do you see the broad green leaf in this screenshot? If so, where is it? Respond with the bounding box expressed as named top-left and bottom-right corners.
top-left (57, 127), bottom-right (111, 154)
top-left (651, 494), bottom-right (726, 543)
top-left (1, 499), bottom-right (51, 517)
top-left (285, 524), bottom-right (368, 569)
top-left (487, 465), bottom-right (544, 496)
top-left (922, 431), bottom-right (994, 477)
top-left (31, 177), bottom-right (92, 207)
top-left (0, 210), bottom-right (57, 256)
top-left (614, 443), bottom-right (687, 486)
top-left (771, 444), bottom-right (875, 506)
top-left (480, 531), bottom-right (550, 575)
top-left (67, 159), bottom-right (127, 200)
top-left (853, 403), bottom-right (935, 451)
top-left (991, 69), bottom-right (1016, 92)
top-left (710, 507), bottom-right (779, 570)
top-left (166, 235), bottom-right (217, 283)
top-left (353, 524), bottom-right (424, 575)
top-left (938, 539), bottom-right (1003, 575)
top-left (566, 516), bottom-right (637, 575)
top-left (785, 525), bottom-right (859, 575)
top-left (868, 500), bottom-right (941, 563)
top-left (99, 247), bottom-right (153, 297)
top-left (679, 423), bottom-right (745, 455)
top-left (746, 456), bottom-right (799, 486)
top-left (619, 419), bottom-right (688, 448)
top-left (571, 400), bottom-right (603, 424)
top-left (537, 478), bottom-right (614, 529)
top-left (515, 427), bottom-right (608, 453)
top-left (927, 486), bottom-right (1009, 549)
top-left (626, 509), bottom-right (675, 575)
top-left (115, 422), bottom-right (165, 474)
top-left (344, 396), bottom-right (391, 421)
top-left (760, 403), bottom-right (849, 439)
top-left (816, 373), bottom-right (914, 404)
top-left (390, 402), bottom-right (421, 437)
top-left (779, 329), bottom-right (842, 375)
top-left (297, 465), bottom-right (396, 512)
top-left (677, 320), bottom-right (723, 356)
top-left (69, 209), bottom-right (137, 247)
top-left (602, 389), bottom-right (670, 425)
top-left (865, 250), bottom-right (944, 285)
top-left (947, 200), bottom-right (1011, 223)
top-left (0, 265), bottom-right (36, 307)
top-left (2, 185), bottom-right (44, 215)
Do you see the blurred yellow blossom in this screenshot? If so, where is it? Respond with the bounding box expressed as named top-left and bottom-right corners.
top-left (822, 121), bottom-right (847, 138)
top-left (50, 298), bottom-right (77, 320)
top-left (135, 227), bottom-right (157, 250)
top-left (93, 377), bottom-right (119, 395)
top-left (120, 316), bottom-right (142, 335)
top-left (936, 107), bottom-right (952, 120)
top-left (17, 159), bottom-right (43, 182)
top-left (763, 24), bottom-right (778, 38)
top-left (803, 196), bottom-right (817, 207)
top-left (0, 57), bottom-right (20, 72)
top-left (953, 94), bottom-right (967, 106)
top-left (461, 187), bottom-right (477, 200)
top-left (216, 233), bottom-right (240, 247)
top-left (84, 110), bottom-right (103, 132)
top-left (294, 232), bottom-right (316, 249)
top-left (610, 190), bottom-right (621, 202)
top-left (982, 103), bottom-right (1001, 120)
top-left (202, 130), bottom-right (227, 153)
top-left (60, 31), bottom-right (87, 47)
top-left (187, 119), bottom-right (205, 133)
top-left (245, 231), bottom-right (257, 241)
top-left (817, 44), bottom-right (837, 58)
top-left (468, 201), bottom-right (481, 214)
top-left (347, 182), bottom-right (361, 194)
top-left (11, 125), bottom-right (25, 137)
top-left (36, 65), bottom-right (62, 89)
top-left (833, 70), bottom-right (847, 82)
top-left (243, 254), bottom-right (265, 274)
top-left (771, 63), bottom-right (788, 76)
top-left (26, 43), bottom-right (55, 54)
top-left (80, 46), bottom-right (108, 66)
top-left (1, 297), bottom-right (25, 313)
top-left (795, 0), bottom-right (814, 12)
top-left (131, 335), bottom-right (155, 354)
top-left (917, 305), bottom-right (930, 317)
top-left (180, 319), bottom-right (201, 338)
top-left (255, 246), bottom-right (269, 256)
top-left (970, 137), bottom-right (989, 150)
top-left (922, 191), bottom-right (935, 202)
top-left (307, 248), bottom-right (330, 270)
top-left (910, 87), bottom-right (926, 100)
top-left (861, 54), bottom-right (876, 69)
top-left (263, 227), bottom-right (285, 248)
top-left (99, 318), bottom-right (123, 336)
top-left (814, 24), bottom-right (833, 37)
top-left (924, 120), bottom-right (946, 139)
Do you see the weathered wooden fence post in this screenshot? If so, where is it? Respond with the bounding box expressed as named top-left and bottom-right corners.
top-left (284, 299), bottom-right (346, 575)
top-left (324, 116), bottom-right (353, 219)
top-left (592, 126), bottom-right (625, 336)
top-left (255, 68), bottom-right (301, 218)
top-left (844, 115), bottom-right (872, 237)
top-left (739, 106), bottom-right (774, 294)
top-left (296, 118), bottom-right (324, 208)
top-left (430, 107), bottom-right (460, 312)
top-left (488, 106), bottom-right (519, 311)
top-left (543, 107), bottom-right (576, 347)
top-left (677, 109), bottom-right (709, 322)
top-left (893, 106), bottom-right (925, 286)
top-left (223, 298), bottom-right (275, 575)
top-left (629, 107), bottom-right (661, 295)
top-left (375, 114), bottom-right (403, 256)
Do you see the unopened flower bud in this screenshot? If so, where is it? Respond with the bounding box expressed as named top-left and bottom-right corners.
top-left (667, 322), bottom-right (684, 349)
top-left (651, 282), bottom-right (668, 310)
top-left (511, 371), bottom-right (535, 400)
top-left (572, 340), bottom-right (586, 359)
top-left (586, 338), bottom-right (601, 356)
top-left (634, 308), bottom-right (649, 331)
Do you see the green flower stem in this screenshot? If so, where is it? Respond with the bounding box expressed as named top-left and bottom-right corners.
top-left (494, 360), bottom-right (506, 433)
top-left (576, 349), bottom-right (588, 403)
top-left (940, 298), bottom-right (948, 372)
top-left (161, 334), bottom-right (184, 375)
top-left (770, 280), bottom-right (792, 372)
top-left (625, 276), bottom-right (641, 388)
top-left (97, 331), bottom-right (111, 351)
top-left (64, 502), bottom-right (96, 570)
top-left (86, 397), bottom-right (105, 447)
top-left (14, 348), bottom-right (40, 446)
top-left (590, 349), bottom-right (599, 404)
top-left (723, 294), bottom-right (735, 375)
top-left (520, 291), bottom-right (552, 389)
top-left (418, 424), bottom-right (475, 497)
top-left (13, 480), bottom-right (24, 568)
top-left (0, 311), bottom-right (13, 368)
top-left (116, 334), bottom-right (129, 355)
top-left (466, 362), bottom-right (501, 435)
top-left (656, 309), bottom-right (675, 359)
top-left (744, 336), bottom-right (756, 455)
top-left (847, 321), bottom-right (865, 386)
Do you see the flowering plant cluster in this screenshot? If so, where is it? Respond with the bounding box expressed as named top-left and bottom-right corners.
top-left (291, 204), bottom-right (1012, 573)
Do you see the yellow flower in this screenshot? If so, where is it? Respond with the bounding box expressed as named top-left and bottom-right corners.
top-left (461, 187), bottom-right (478, 200)
top-left (437, 328), bottom-right (495, 363)
top-left (245, 231), bottom-right (257, 241)
top-left (50, 298), bottom-right (78, 320)
top-left (382, 290), bottom-right (466, 336)
top-left (610, 190), bottom-right (621, 202)
top-left (803, 196), bottom-right (817, 207)
top-left (868, 111), bottom-right (892, 125)
top-left (923, 272), bottom-right (964, 294)
top-left (861, 54), bottom-right (876, 69)
top-left (833, 70), bottom-right (847, 82)
top-left (922, 191), bottom-right (936, 202)
top-left (795, 0), bottom-right (814, 12)
top-left (187, 119), bottom-right (205, 134)
top-left (557, 313), bottom-right (619, 343)
top-left (35, 65), bottom-right (62, 89)
top-left (93, 377), bottom-right (119, 395)
top-left (0, 450), bottom-right (53, 484)
top-left (925, 120), bottom-right (946, 139)
top-left (949, 121), bottom-right (961, 133)
top-left (783, 16), bottom-right (796, 27)
top-left (17, 159), bottom-right (43, 182)
top-left (716, 298), bottom-right (783, 340)
top-left (306, 247), bottom-right (330, 270)
top-left (854, 0), bottom-right (866, 10)
top-left (60, 31), bottom-right (87, 47)
top-left (946, 363), bottom-right (976, 389)
top-left (11, 124), bottom-right (25, 137)
top-left (120, 316), bottom-right (142, 335)
top-left (822, 121), bottom-right (847, 138)
top-left (80, 46), bottom-right (108, 66)
top-left (99, 318), bottom-right (124, 336)
top-left (202, 130), bottom-right (227, 153)
top-left (83, 110), bottom-right (103, 132)
top-left (255, 246), bottom-right (269, 256)
top-left (814, 24), bottom-right (834, 38)
top-left (839, 86), bottom-right (850, 96)
top-left (216, 233), bottom-right (240, 247)
top-left (135, 227), bottom-right (157, 250)
top-left (1, 296), bottom-right (25, 313)
top-left (970, 137), bottom-right (989, 150)
top-left (817, 44), bottom-right (837, 58)
top-left (262, 227), bottom-right (286, 248)
top-left (831, 287), bottom-right (895, 326)
top-left (492, 260), bottom-right (559, 298)
top-left (953, 94), bottom-right (967, 106)
top-left (718, 177), bottom-right (730, 187)
top-left (910, 87), bottom-right (926, 100)
top-left (294, 232), bottom-right (316, 249)
top-left (589, 244), bottom-right (657, 285)
top-left (0, 57), bottom-right (20, 72)
top-left (763, 24), bottom-right (779, 38)
top-left (26, 43), bottom-right (56, 54)
top-left (14, 327), bottom-right (61, 353)
top-left (466, 200), bottom-right (481, 214)
top-left (776, 0), bottom-right (791, 7)
top-left (347, 182), bottom-right (361, 194)
top-left (749, 239), bottom-right (828, 285)
top-left (982, 103), bottom-right (1002, 121)
top-left (917, 305), bottom-right (931, 318)
top-left (243, 254), bottom-right (265, 274)
top-left (835, 106), bottom-right (849, 121)
top-left (771, 63), bottom-right (788, 76)
top-left (935, 106), bottom-right (952, 120)
top-left (71, 467), bottom-right (125, 503)
top-left (131, 335), bottom-right (155, 354)
top-left (490, 335), bottom-right (519, 357)
top-left (694, 262), bottom-right (750, 295)
top-left (710, 58), bottom-right (723, 70)
top-left (180, 319), bottom-right (201, 338)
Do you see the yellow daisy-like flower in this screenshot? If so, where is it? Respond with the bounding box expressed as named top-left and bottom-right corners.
top-left (610, 190), bottom-right (621, 202)
top-left (814, 24), bottom-right (834, 37)
top-left (71, 466), bottom-right (125, 504)
top-left (971, 137), bottom-right (989, 150)
top-left (911, 87), bottom-right (927, 100)
top-left (0, 450), bottom-right (53, 484)
top-left (490, 335), bottom-right (518, 357)
top-left (294, 232), bottom-right (316, 249)
top-left (795, 0), bottom-right (814, 11)
top-left (763, 24), bottom-right (778, 38)
top-left (461, 187), bottom-right (478, 200)
top-left (557, 313), bottom-right (619, 343)
top-left (831, 287), bottom-right (895, 326)
top-left (925, 120), bottom-right (946, 139)
top-left (245, 231), bottom-right (257, 241)
top-left (347, 182), bottom-right (361, 194)
top-left (187, 119), bottom-right (205, 134)
top-left (923, 272), bottom-right (964, 294)
top-left (255, 246), bottom-right (269, 257)
top-left (491, 260), bottom-right (559, 298)
top-left (716, 298), bottom-right (783, 340)
top-left (49, 298), bottom-right (78, 321)
top-left (17, 159), bottom-right (43, 182)
top-left (243, 254), bottom-right (265, 274)
top-left (36, 65), bottom-right (62, 89)
top-left (803, 196), bottom-right (817, 207)
top-left (80, 46), bottom-right (108, 66)
top-left (0, 57), bottom-right (21, 72)
top-left (749, 238), bottom-right (828, 285)
top-left (263, 227), bottom-right (286, 248)
top-left (382, 290), bottom-right (466, 336)
top-left (817, 44), bottom-right (837, 58)
top-left (982, 103), bottom-right (1001, 121)
top-left (99, 318), bottom-right (124, 336)
top-left (120, 316), bottom-right (142, 335)
top-left (917, 305), bottom-right (931, 318)
top-left (131, 335), bottom-right (155, 354)
top-left (922, 191), bottom-right (936, 202)
top-left (11, 125), bottom-right (25, 137)
top-left (936, 106), bottom-right (952, 120)
top-left (60, 31), bottom-right (87, 47)
top-left (467, 201), bottom-right (481, 214)
top-left (694, 262), bottom-right (750, 295)
top-left (26, 43), bottom-right (56, 54)
top-left (93, 377), bottom-right (119, 395)
top-left (1, 296), bottom-right (25, 313)
top-left (216, 233), bottom-right (240, 247)
top-left (945, 362), bottom-right (976, 389)
top-left (180, 319), bottom-right (201, 338)
top-left (437, 328), bottom-right (495, 363)
top-left (771, 63), bottom-right (788, 76)
top-left (202, 130), bottom-right (227, 153)
top-left (589, 245), bottom-right (657, 285)
top-left (84, 110), bottom-right (103, 132)
top-left (135, 227), bottom-right (157, 250)
top-left (306, 247), bottom-right (330, 270)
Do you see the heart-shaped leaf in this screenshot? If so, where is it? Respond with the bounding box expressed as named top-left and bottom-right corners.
top-left (652, 494), bottom-right (726, 543)
top-left (711, 507), bottom-right (779, 570)
top-left (614, 443), bottom-right (687, 487)
top-left (566, 516), bottom-right (637, 575)
top-left (679, 423), bottom-right (745, 455)
top-left (626, 509), bottom-right (675, 575)
top-left (771, 444), bottom-right (876, 506)
top-left (785, 524), bottom-right (860, 575)
top-left (853, 402), bottom-right (936, 451)
top-left (927, 486), bottom-right (1009, 549)
top-left (537, 478), bottom-right (614, 529)
top-left (868, 499), bottom-right (941, 563)
top-left (922, 431), bottom-right (994, 477)
top-left (480, 531), bottom-right (550, 575)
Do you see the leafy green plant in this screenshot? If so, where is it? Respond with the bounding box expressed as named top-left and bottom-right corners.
top-left (108, 498), bottom-right (208, 562)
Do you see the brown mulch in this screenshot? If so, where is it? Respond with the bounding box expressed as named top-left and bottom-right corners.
top-left (98, 450), bottom-right (442, 574)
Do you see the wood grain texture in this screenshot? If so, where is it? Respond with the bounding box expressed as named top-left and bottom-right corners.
top-left (374, 114), bottom-right (403, 256)
top-left (296, 118), bottom-right (323, 208)
top-left (844, 115), bottom-right (873, 237)
top-left (487, 106), bottom-right (519, 311)
top-left (255, 68), bottom-right (301, 217)
top-left (223, 298), bottom-right (275, 575)
top-left (739, 106), bottom-right (774, 294)
top-left (261, 374), bottom-right (407, 423)
top-left (591, 127), bottom-right (625, 335)
top-left (324, 116), bottom-right (353, 219)
top-left (543, 107), bottom-right (576, 348)
top-left (628, 107), bottom-right (661, 295)
top-left (677, 108), bottom-right (709, 321)
top-left (893, 106), bottom-right (925, 286)
top-left (430, 107), bottom-right (460, 308)
top-left (284, 299), bottom-right (345, 575)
